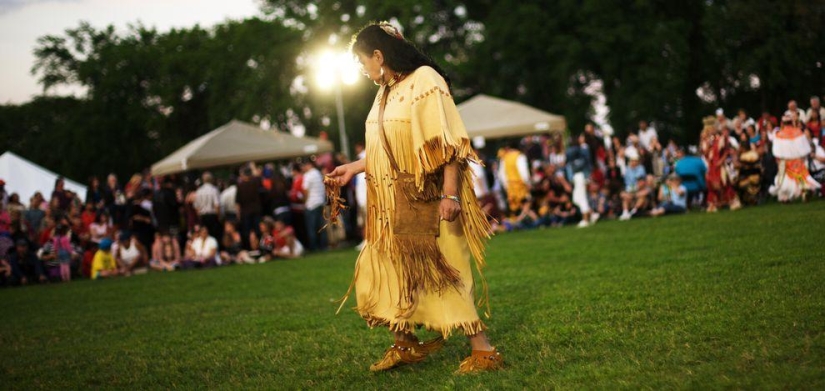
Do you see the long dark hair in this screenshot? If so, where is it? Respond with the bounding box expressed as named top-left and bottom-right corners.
top-left (351, 22), bottom-right (451, 90)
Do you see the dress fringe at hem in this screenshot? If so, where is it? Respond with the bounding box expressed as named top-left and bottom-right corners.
top-left (359, 312), bottom-right (487, 338)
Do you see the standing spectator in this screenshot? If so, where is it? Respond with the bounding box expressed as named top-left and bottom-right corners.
top-left (271, 171), bottom-right (291, 224)
top-left (194, 172), bottom-right (221, 245)
top-left (806, 109), bottom-right (822, 145)
top-left (153, 176), bottom-right (181, 237)
top-left (650, 174), bottom-right (688, 217)
top-left (784, 100), bottom-right (808, 124)
top-left (497, 142), bottom-right (531, 216)
top-left (806, 96), bottom-right (825, 129)
top-left (8, 239), bottom-right (46, 285)
top-left (288, 163), bottom-right (307, 248)
top-left (716, 108), bottom-right (733, 131)
top-left (103, 174), bottom-right (127, 229)
top-left (51, 177), bottom-right (72, 213)
top-left (23, 193), bottom-right (46, 243)
top-left (124, 174), bottom-right (143, 202)
top-left (219, 176), bottom-right (238, 222)
top-left (114, 232), bottom-right (148, 276)
top-left (184, 226), bottom-right (220, 268)
top-left (0, 179), bottom-right (7, 210)
top-left (236, 166), bottom-right (263, 248)
top-left (301, 160), bottom-right (327, 252)
top-left (91, 238), bottom-right (119, 280)
top-left (566, 134), bottom-right (594, 227)
top-left (637, 120), bottom-right (658, 154)
top-left (583, 123), bottom-right (604, 165)
top-left (86, 176), bottom-right (104, 209)
top-left (129, 189), bottom-right (156, 252)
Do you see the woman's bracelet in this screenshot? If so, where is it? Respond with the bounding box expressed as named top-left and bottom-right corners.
top-left (440, 194), bottom-right (461, 204)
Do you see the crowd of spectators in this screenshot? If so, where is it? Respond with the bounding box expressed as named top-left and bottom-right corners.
top-left (0, 158), bottom-right (336, 287)
top-left (472, 96), bottom-right (825, 231)
top-left (2, 96), bottom-right (824, 287)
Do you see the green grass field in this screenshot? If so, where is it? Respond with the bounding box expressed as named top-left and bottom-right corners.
top-left (2, 202), bottom-right (824, 390)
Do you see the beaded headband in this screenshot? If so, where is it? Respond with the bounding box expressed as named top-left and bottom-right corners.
top-left (378, 22), bottom-right (403, 40)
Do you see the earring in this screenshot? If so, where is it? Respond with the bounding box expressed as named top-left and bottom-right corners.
top-left (380, 66), bottom-right (385, 78)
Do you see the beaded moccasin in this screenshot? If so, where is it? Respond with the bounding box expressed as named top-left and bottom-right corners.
top-left (369, 336), bottom-right (445, 372)
top-left (456, 347), bottom-right (504, 374)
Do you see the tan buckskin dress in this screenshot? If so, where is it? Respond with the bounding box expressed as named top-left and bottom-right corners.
top-left (343, 66), bottom-right (492, 338)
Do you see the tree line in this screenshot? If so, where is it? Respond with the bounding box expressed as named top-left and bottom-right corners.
top-left (1, 0), bottom-right (823, 181)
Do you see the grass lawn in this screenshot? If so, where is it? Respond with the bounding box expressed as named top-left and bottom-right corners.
top-left (1, 201), bottom-right (823, 390)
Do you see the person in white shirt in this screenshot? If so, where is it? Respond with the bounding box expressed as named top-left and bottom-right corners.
top-left (219, 181), bottom-right (238, 222)
top-left (637, 120), bottom-right (658, 152)
top-left (301, 161), bottom-right (327, 251)
top-left (194, 172), bottom-right (221, 244)
top-left (469, 159), bottom-right (490, 199)
top-left (784, 100), bottom-right (808, 124)
top-left (185, 225), bottom-right (220, 268)
top-left (806, 96), bottom-right (825, 124)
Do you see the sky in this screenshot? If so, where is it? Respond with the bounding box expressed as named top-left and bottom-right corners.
top-left (0, 0), bottom-right (261, 104)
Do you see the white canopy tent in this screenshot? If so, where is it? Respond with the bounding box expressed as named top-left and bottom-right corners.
top-left (457, 94), bottom-right (567, 139)
top-left (0, 151), bottom-right (88, 202)
top-left (151, 120), bottom-right (335, 176)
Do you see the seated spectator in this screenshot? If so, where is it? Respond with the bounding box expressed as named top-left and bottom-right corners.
top-left (183, 226), bottom-right (220, 268)
top-left (69, 213), bottom-right (90, 247)
top-left (272, 219), bottom-right (304, 259)
top-left (150, 231), bottom-right (181, 271)
top-left (619, 154), bottom-right (649, 220)
top-left (114, 231), bottom-right (148, 276)
top-left (587, 182), bottom-right (608, 222)
top-left (250, 218), bottom-right (278, 262)
top-left (80, 243), bottom-right (96, 278)
top-left (91, 238), bottom-right (119, 280)
top-left (620, 176), bottom-right (652, 221)
top-left (89, 211), bottom-right (111, 244)
top-left (650, 174), bottom-right (688, 217)
top-left (674, 147), bottom-right (707, 208)
top-left (547, 194), bottom-right (579, 227)
top-left (0, 257), bottom-right (11, 287)
top-left (38, 216), bottom-right (56, 246)
top-left (221, 220), bottom-right (254, 264)
top-left (0, 211), bottom-right (12, 260)
top-left (8, 239), bottom-right (46, 285)
top-left (80, 202), bottom-right (96, 229)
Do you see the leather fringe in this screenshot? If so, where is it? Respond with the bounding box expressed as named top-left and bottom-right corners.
top-left (361, 313), bottom-right (487, 339)
top-left (391, 234), bottom-right (462, 317)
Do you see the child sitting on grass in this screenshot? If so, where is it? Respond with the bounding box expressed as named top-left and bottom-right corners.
top-left (272, 219), bottom-right (304, 259)
top-left (91, 238), bottom-right (119, 280)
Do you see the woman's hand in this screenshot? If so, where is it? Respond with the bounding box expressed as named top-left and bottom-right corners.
top-left (327, 159), bottom-right (365, 186)
top-left (439, 197), bottom-right (461, 222)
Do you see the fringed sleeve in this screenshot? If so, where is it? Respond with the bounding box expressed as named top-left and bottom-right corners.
top-left (409, 66), bottom-right (477, 186)
top-left (408, 66), bottom-right (493, 315)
